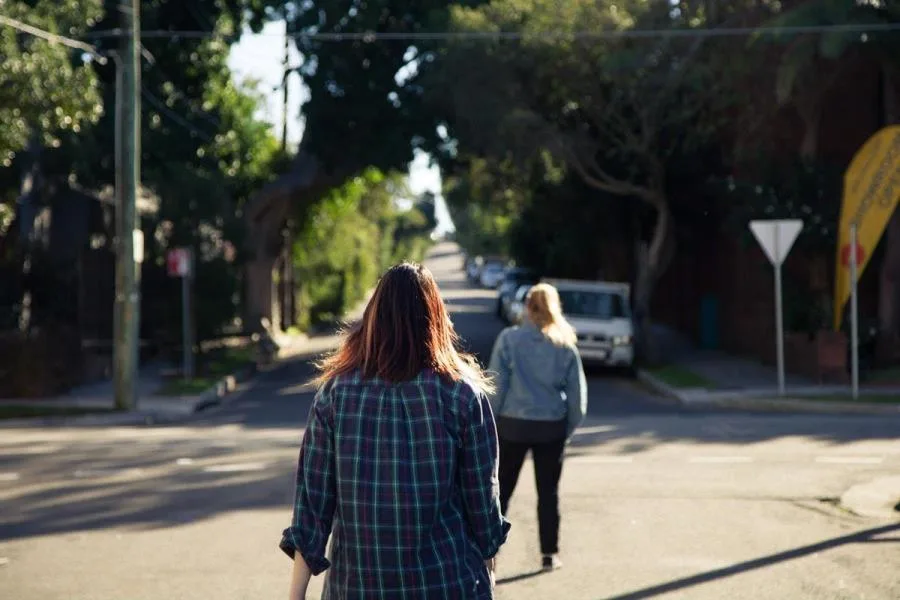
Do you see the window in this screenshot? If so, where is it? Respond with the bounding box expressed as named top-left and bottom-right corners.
top-left (558, 290), bottom-right (629, 319)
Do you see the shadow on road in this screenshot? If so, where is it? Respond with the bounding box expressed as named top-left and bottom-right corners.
top-left (600, 522), bottom-right (900, 600)
top-left (3, 244), bottom-right (899, 545)
top-left (497, 569), bottom-right (546, 585)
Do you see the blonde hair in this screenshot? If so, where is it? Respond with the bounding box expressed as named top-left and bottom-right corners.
top-left (525, 283), bottom-right (577, 347)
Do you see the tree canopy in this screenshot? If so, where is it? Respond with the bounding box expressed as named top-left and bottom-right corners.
top-left (0, 0), bottom-right (104, 162)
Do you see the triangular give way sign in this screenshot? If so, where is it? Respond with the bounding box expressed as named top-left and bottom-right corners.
top-left (749, 220), bottom-right (803, 266)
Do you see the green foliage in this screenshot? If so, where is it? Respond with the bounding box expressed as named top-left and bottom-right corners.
top-left (713, 157), bottom-right (844, 253)
top-left (443, 156), bottom-right (532, 257)
top-left (437, 0), bottom-right (727, 200)
top-left (0, 2), bottom-right (288, 349)
top-left (255, 0), bottom-right (474, 175)
top-left (292, 169), bottom-right (432, 328)
top-left (0, 0), bottom-right (104, 159)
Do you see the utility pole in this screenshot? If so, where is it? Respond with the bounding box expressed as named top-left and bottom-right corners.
top-left (280, 21), bottom-right (296, 329)
top-left (113, 0), bottom-right (141, 410)
top-left (281, 25), bottom-right (290, 152)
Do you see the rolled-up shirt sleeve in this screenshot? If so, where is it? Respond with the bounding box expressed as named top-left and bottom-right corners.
top-left (459, 386), bottom-right (511, 559)
top-left (279, 386), bottom-right (336, 575)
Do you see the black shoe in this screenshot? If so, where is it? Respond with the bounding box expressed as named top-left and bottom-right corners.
top-left (541, 554), bottom-right (562, 571)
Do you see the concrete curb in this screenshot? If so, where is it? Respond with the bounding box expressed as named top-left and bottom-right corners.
top-left (637, 370), bottom-right (900, 416)
top-left (0, 364), bottom-right (258, 428)
top-left (636, 370), bottom-right (684, 401)
top-left (189, 364), bottom-right (257, 413)
top-left (680, 396), bottom-right (900, 416)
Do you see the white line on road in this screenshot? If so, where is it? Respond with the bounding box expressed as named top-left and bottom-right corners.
top-left (814, 456), bottom-right (884, 465)
top-left (570, 456), bottom-right (635, 464)
top-left (3, 444), bottom-right (63, 455)
top-left (689, 456), bottom-right (754, 464)
top-left (573, 425), bottom-right (617, 436)
top-left (175, 458), bottom-right (195, 465)
top-left (73, 468), bottom-right (145, 479)
top-left (0, 472), bottom-right (20, 482)
top-left (202, 462), bottom-right (269, 473)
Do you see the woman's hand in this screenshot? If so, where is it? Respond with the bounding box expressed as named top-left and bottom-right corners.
top-left (485, 557), bottom-right (497, 589)
top-left (288, 554), bottom-right (312, 600)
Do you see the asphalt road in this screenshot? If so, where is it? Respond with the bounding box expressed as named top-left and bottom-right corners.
top-left (1, 243), bottom-right (899, 600)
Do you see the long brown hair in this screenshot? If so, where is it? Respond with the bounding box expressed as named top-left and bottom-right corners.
top-left (313, 263), bottom-right (492, 390)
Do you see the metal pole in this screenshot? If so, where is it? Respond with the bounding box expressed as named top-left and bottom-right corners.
top-left (113, 0), bottom-right (141, 410)
top-left (182, 268), bottom-right (194, 379)
top-left (850, 224), bottom-right (860, 399)
top-left (112, 51), bottom-right (123, 395)
top-left (281, 27), bottom-right (290, 151)
top-left (774, 225), bottom-right (785, 396)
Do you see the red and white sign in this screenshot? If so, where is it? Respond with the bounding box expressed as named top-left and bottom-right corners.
top-left (167, 248), bottom-right (192, 277)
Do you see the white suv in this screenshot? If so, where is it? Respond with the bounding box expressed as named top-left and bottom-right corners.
top-left (543, 279), bottom-right (635, 368)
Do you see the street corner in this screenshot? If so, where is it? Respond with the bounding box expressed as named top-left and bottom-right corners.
top-left (840, 475), bottom-right (900, 519)
top-left (635, 369), bottom-right (691, 403)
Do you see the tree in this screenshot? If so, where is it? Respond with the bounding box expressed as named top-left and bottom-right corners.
top-left (761, 0), bottom-right (900, 358)
top-left (434, 0), bottom-right (727, 358)
top-left (0, 1), bottom-right (104, 160)
top-left (442, 153), bottom-right (549, 258)
top-left (291, 168), bottom-right (432, 328)
top-left (1, 0), bottom-right (286, 340)
top-left (242, 0), bottom-right (473, 325)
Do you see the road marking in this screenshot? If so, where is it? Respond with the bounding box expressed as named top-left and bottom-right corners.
top-left (815, 456), bottom-right (884, 465)
top-left (573, 425), bottom-right (617, 436)
top-left (0, 557), bottom-right (9, 566)
top-left (571, 456), bottom-right (634, 464)
top-left (0, 472), bottom-right (20, 482)
top-left (5, 444), bottom-right (63, 455)
top-left (689, 456), bottom-right (754, 464)
top-left (175, 458), bottom-right (195, 466)
top-left (203, 462), bottom-right (269, 473)
top-left (73, 468), bottom-right (144, 479)
top-left (209, 440), bottom-right (239, 448)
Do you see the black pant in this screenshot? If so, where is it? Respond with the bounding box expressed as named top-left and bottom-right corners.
top-left (498, 436), bottom-right (566, 555)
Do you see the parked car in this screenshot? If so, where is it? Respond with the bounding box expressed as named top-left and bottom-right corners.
top-left (543, 278), bottom-right (635, 369)
top-left (465, 255), bottom-right (483, 282)
top-left (479, 260), bottom-right (507, 288)
top-left (504, 284), bottom-right (533, 324)
top-left (495, 268), bottom-right (537, 318)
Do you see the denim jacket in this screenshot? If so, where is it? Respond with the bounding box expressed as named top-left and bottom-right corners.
top-left (487, 322), bottom-right (587, 439)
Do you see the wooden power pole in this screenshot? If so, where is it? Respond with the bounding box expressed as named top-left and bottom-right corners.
top-left (113, 0), bottom-right (142, 410)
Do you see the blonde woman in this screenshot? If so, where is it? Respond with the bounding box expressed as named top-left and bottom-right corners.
top-left (488, 283), bottom-right (587, 572)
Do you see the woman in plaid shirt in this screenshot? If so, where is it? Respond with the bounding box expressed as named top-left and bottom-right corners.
top-left (280, 263), bottom-right (511, 599)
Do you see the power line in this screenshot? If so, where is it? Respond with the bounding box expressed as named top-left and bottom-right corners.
top-left (0, 14), bottom-right (107, 63)
top-left (82, 21), bottom-right (900, 42)
top-left (141, 88), bottom-right (214, 141)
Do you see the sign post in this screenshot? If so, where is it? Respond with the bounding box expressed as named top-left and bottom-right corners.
top-left (749, 219), bottom-right (804, 396)
top-left (167, 248), bottom-right (194, 380)
top-left (849, 224), bottom-right (859, 399)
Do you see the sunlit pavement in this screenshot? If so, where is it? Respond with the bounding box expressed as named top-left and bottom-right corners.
top-left (1, 243), bottom-right (898, 600)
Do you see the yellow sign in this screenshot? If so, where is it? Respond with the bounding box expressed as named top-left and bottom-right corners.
top-left (833, 125), bottom-right (900, 330)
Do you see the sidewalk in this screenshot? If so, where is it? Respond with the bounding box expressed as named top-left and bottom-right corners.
top-left (0, 335), bottom-right (321, 427)
top-left (0, 359), bottom-right (254, 426)
top-left (639, 326), bottom-right (900, 415)
top-left (0, 298), bottom-right (372, 427)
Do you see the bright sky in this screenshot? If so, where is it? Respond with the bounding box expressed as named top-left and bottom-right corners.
top-left (228, 21), bottom-right (453, 233)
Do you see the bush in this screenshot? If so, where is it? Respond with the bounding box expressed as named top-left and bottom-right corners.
top-left (292, 169), bottom-right (433, 329)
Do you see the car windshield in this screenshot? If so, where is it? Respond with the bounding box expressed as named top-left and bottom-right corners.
top-left (558, 289), bottom-right (629, 319)
top-left (505, 269), bottom-right (534, 282)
